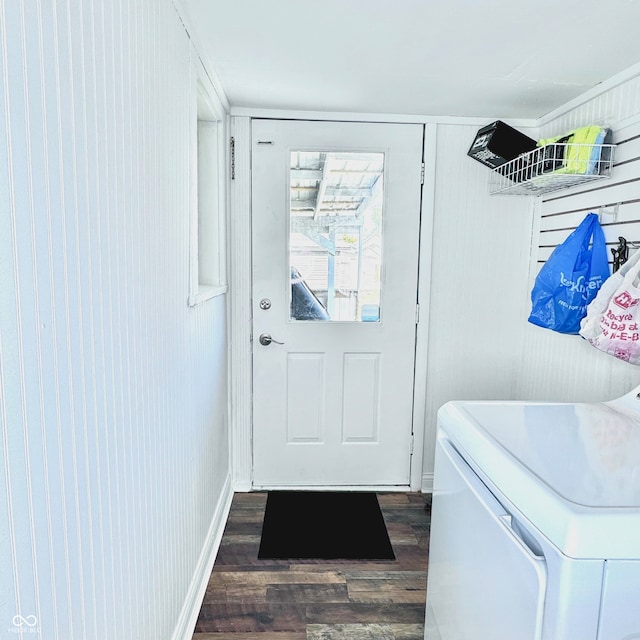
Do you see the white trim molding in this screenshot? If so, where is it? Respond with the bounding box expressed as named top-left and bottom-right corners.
top-left (422, 473), bottom-right (434, 494)
top-left (252, 484), bottom-right (412, 493)
top-left (229, 106), bottom-right (537, 129)
top-left (170, 0), bottom-right (231, 113)
top-left (189, 49), bottom-right (229, 307)
top-left (229, 116), bottom-right (253, 491)
top-left (171, 474), bottom-right (234, 640)
top-left (188, 284), bottom-right (228, 307)
top-left (410, 123), bottom-right (438, 492)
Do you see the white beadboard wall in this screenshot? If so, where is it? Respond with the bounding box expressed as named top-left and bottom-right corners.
top-left (422, 123), bottom-right (536, 482)
top-left (516, 73), bottom-right (640, 402)
top-left (0, 2), bottom-right (231, 639)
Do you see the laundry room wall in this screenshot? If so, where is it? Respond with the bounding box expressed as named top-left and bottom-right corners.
top-left (516, 70), bottom-right (640, 402)
top-left (423, 70), bottom-right (640, 487)
top-left (422, 123), bottom-right (536, 489)
top-left (0, 2), bottom-right (231, 639)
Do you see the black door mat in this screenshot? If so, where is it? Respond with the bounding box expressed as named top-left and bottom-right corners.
top-left (258, 491), bottom-right (395, 560)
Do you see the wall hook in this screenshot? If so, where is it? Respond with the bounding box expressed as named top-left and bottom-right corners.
top-left (598, 203), bottom-right (620, 224)
top-left (612, 236), bottom-right (629, 272)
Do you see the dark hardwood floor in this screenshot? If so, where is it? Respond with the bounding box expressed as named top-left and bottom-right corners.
top-left (192, 492), bottom-right (431, 640)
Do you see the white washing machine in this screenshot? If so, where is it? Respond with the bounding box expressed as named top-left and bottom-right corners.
top-left (425, 386), bottom-right (640, 640)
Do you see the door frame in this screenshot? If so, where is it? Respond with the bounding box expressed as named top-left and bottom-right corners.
top-left (228, 115), bottom-right (438, 492)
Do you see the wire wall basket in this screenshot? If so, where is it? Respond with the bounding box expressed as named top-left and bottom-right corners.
top-left (489, 143), bottom-right (616, 196)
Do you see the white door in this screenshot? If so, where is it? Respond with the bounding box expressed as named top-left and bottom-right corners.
top-left (252, 119), bottom-right (423, 487)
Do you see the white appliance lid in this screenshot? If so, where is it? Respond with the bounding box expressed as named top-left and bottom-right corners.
top-left (438, 392), bottom-right (640, 559)
top-left (461, 401), bottom-right (640, 509)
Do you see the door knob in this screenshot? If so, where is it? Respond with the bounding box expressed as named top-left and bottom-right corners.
top-left (259, 333), bottom-right (284, 346)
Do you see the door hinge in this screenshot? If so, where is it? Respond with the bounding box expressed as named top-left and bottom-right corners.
top-left (415, 303), bottom-right (420, 324)
top-left (230, 136), bottom-right (236, 180)
top-left (410, 434), bottom-right (415, 455)
top-left (420, 162), bottom-right (425, 185)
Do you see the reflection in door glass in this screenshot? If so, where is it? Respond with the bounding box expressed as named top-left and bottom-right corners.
top-left (289, 151), bottom-right (384, 322)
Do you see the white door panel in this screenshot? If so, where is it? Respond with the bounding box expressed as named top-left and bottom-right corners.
top-left (252, 119), bottom-right (423, 487)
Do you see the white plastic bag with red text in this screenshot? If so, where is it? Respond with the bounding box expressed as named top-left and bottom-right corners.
top-left (579, 249), bottom-right (640, 364)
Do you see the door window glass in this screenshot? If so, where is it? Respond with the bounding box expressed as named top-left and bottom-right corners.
top-left (289, 151), bottom-right (384, 322)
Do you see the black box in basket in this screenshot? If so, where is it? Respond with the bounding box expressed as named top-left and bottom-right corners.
top-left (467, 121), bottom-right (537, 169)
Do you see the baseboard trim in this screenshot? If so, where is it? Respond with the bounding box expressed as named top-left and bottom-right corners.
top-left (422, 473), bottom-right (434, 494)
top-left (171, 473), bottom-right (234, 640)
top-left (251, 484), bottom-right (412, 493)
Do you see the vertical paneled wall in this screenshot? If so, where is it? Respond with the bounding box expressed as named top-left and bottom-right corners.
top-left (422, 124), bottom-right (535, 482)
top-left (424, 76), bottom-right (640, 487)
top-left (517, 75), bottom-right (640, 401)
top-left (0, 1), bottom-right (230, 639)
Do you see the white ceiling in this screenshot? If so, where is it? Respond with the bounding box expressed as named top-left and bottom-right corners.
top-left (178, 0), bottom-right (640, 119)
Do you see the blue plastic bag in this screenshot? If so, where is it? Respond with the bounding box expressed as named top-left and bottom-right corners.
top-left (528, 213), bottom-right (610, 334)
